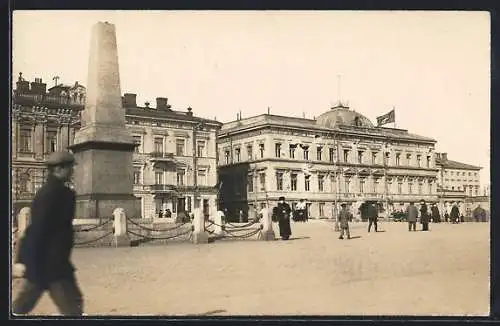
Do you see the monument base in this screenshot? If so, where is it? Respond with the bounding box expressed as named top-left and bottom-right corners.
top-left (75, 194), bottom-right (140, 220)
top-left (113, 235), bottom-right (131, 247)
top-left (259, 229), bottom-right (276, 241)
top-left (192, 231), bottom-right (209, 244)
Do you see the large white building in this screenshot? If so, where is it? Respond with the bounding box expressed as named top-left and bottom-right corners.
top-left (217, 104), bottom-right (439, 220)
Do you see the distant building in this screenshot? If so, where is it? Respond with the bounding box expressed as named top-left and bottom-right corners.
top-left (11, 73), bottom-right (222, 220)
top-left (217, 103), bottom-right (440, 221)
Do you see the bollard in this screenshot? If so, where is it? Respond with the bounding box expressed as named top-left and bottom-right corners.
top-left (113, 208), bottom-right (131, 247)
top-left (258, 207), bottom-right (275, 241)
top-left (192, 208), bottom-right (209, 244)
top-left (13, 207), bottom-right (31, 277)
top-left (214, 209), bottom-right (226, 237)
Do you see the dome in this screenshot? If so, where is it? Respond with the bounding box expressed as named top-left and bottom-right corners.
top-left (315, 104), bottom-right (374, 129)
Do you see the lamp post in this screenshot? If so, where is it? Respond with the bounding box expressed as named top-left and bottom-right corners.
top-left (192, 120), bottom-right (204, 211)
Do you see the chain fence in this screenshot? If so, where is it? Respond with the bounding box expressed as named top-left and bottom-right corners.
top-left (125, 217), bottom-right (194, 245)
top-left (74, 219), bottom-right (114, 246)
top-left (205, 219), bottom-right (263, 240)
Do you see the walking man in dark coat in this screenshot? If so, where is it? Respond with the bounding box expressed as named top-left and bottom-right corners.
top-left (420, 200), bottom-right (430, 231)
top-left (473, 204), bottom-right (487, 222)
top-left (367, 202), bottom-right (378, 233)
top-left (450, 202), bottom-right (460, 224)
top-left (338, 203), bottom-right (353, 240)
top-left (13, 151), bottom-right (84, 316)
top-left (406, 202), bottom-right (418, 232)
top-left (431, 203), bottom-right (441, 223)
top-left (273, 196), bottom-right (292, 240)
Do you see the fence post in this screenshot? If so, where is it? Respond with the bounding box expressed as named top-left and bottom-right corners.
top-left (13, 207), bottom-right (31, 277)
top-left (113, 208), bottom-right (130, 247)
top-left (192, 208), bottom-right (209, 244)
top-left (214, 209), bottom-right (225, 237)
top-left (259, 207), bottom-right (275, 241)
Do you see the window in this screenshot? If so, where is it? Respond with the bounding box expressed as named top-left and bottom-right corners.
top-left (197, 170), bottom-right (207, 186)
top-left (428, 182), bottom-right (433, 194)
top-left (46, 130), bottom-right (57, 153)
top-left (197, 141), bottom-right (205, 157)
top-left (373, 180), bottom-right (378, 193)
top-left (19, 129), bottom-right (32, 152)
top-left (305, 176), bottom-right (310, 191)
top-left (175, 139), bottom-right (184, 156)
top-left (408, 182), bottom-right (413, 194)
top-left (133, 136), bottom-right (142, 153)
top-left (155, 171), bottom-right (163, 184)
top-left (384, 152), bottom-right (390, 165)
top-left (224, 150), bottom-right (230, 164)
top-left (275, 143), bottom-right (281, 158)
top-left (329, 148), bottom-right (335, 162)
top-left (154, 137), bottom-right (164, 153)
top-left (343, 150), bottom-right (349, 162)
top-left (426, 156), bottom-right (431, 168)
top-left (396, 153), bottom-right (400, 166)
top-left (418, 183), bottom-right (423, 194)
top-left (344, 179), bottom-right (350, 193)
top-left (259, 172), bottom-right (266, 190)
top-left (276, 172), bottom-right (284, 191)
top-left (318, 175), bottom-right (324, 192)
top-left (235, 148), bottom-right (241, 162)
top-left (417, 155), bottom-right (421, 168)
top-left (259, 144), bottom-right (265, 158)
top-left (247, 145), bottom-right (253, 160)
top-left (371, 152), bottom-right (377, 165)
top-left (317, 147), bottom-right (322, 160)
top-left (303, 147), bottom-right (309, 160)
top-left (247, 174), bottom-right (254, 193)
top-left (133, 168), bottom-right (141, 184)
top-left (359, 179), bottom-right (365, 193)
top-left (177, 170), bottom-right (185, 186)
top-left (358, 151), bottom-right (363, 164)
top-left (291, 174), bottom-right (297, 191)
top-left (18, 173), bottom-right (32, 194)
top-left (397, 182), bottom-right (402, 194)
top-left (319, 203), bottom-right (325, 217)
top-left (406, 154), bottom-right (411, 165)
top-left (289, 145), bottom-right (296, 159)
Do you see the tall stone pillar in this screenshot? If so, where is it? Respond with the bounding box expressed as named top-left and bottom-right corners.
top-left (69, 21), bottom-right (140, 220)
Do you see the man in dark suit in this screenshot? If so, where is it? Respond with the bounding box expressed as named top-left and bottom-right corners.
top-left (13, 151), bottom-right (84, 316)
top-left (367, 202), bottom-right (378, 233)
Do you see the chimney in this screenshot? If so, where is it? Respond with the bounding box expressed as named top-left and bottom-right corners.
top-left (144, 101), bottom-right (150, 108)
top-left (15, 72), bottom-right (30, 93)
top-left (436, 153), bottom-right (441, 160)
top-left (30, 77), bottom-right (47, 94)
top-left (187, 107), bottom-right (193, 117)
top-left (441, 153), bottom-right (448, 161)
top-left (156, 97), bottom-right (171, 110)
top-left (122, 93), bottom-right (137, 107)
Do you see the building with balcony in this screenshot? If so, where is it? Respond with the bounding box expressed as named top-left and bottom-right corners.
top-left (435, 152), bottom-right (484, 217)
top-left (11, 74), bottom-right (222, 220)
top-left (217, 103), bottom-right (439, 220)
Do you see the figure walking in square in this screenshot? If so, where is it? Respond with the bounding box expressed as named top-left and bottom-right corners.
top-left (406, 202), bottom-right (418, 232)
top-left (272, 196), bottom-right (292, 240)
top-left (338, 203), bottom-right (352, 240)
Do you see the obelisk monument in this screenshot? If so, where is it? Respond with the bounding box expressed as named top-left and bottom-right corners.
top-left (70, 21), bottom-right (140, 220)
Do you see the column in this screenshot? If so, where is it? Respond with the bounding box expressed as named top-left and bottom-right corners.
top-left (12, 120), bottom-right (18, 159)
top-left (34, 122), bottom-right (44, 158)
top-left (60, 125), bottom-right (70, 150)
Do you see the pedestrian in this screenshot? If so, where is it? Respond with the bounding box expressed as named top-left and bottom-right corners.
top-left (338, 203), bottom-right (352, 240)
top-left (450, 202), bottom-right (460, 224)
top-left (13, 151), bottom-right (84, 316)
top-left (431, 203), bottom-right (441, 223)
top-left (420, 200), bottom-right (430, 231)
top-left (273, 196), bottom-right (292, 240)
top-left (367, 202), bottom-right (378, 233)
top-left (406, 202), bottom-right (418, 232)
top-left (295, 199), bottom-right (307, 222)
top-left (473, 204), bottom-right (486, 223)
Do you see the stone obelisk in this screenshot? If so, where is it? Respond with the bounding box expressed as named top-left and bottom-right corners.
top-left (70, 22), bottom-right (140, 220)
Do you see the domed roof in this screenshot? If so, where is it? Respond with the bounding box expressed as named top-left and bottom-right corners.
top-left (316, 104), bottom-right (374, 129)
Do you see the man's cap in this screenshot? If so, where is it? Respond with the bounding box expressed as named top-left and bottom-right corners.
top-left (44, 151), bottom-right (76, 166)
top-left (340, 202), bottom-right (347, 207)
top-left (278, 196), bottom-right (285, 201)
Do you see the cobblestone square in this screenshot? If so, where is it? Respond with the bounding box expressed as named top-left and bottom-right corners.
top-left (11, 221), bottom-right (489, 316)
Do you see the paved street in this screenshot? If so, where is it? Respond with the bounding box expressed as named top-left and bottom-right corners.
top-left (11, 221), bottom-right (489, 316)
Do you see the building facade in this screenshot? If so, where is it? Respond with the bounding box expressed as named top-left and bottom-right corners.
top-left (435, 152), bottom-right (485, 217)
top-left (12, 74), bottom-right (222, 220)
top-left (217, 104), bottom-right (440, 220)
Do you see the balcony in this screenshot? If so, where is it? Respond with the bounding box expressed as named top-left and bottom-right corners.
top-left (149, 152), bottom-right (175, 161)
top-left (147, 184), bottom-right (177, 193)
top-left (14, 93), bottom-right (85, 108)
top-left (16, 152), bottom-right (36, 160)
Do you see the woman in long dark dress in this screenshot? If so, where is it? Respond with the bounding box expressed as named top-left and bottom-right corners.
top-left (275, 196), bottom-right (292, 240)
top-left (420, 200), bottom-right (430, 231)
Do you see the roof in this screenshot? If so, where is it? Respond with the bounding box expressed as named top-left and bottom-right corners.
top-left (125, 106), bottom-right (222, 126)
top-left (316, 106), bottom-right (374, 129)
top-left (436, 158), bottom-right (482, 170)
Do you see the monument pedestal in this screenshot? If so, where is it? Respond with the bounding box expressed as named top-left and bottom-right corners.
top-left (259, 229), bottom-right (275, 241)
top-left (192, 232), bottom-right (209, 244)
top-left (113, 235), bottom-right (131, 247)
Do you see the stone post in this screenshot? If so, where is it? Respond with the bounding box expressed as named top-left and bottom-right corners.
top-left (259, 207), bottom-right (275, 241)
top-left (192, 208), bottom-right (209, 244)
top-left (13, 207), bottom-right (31, 277)
top-left (214, 209), bottom-right (225, 237)
top-left (113, 208), bottom-right (130, 247)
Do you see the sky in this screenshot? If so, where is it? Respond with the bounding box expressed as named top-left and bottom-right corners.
top-left (12, 10), bottom-right (490, 189)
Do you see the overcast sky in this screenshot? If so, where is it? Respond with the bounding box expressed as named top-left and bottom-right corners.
top-left (12, 10), bottom-right (490, 189)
